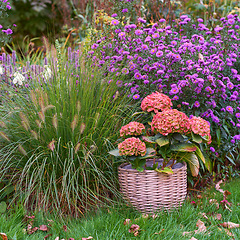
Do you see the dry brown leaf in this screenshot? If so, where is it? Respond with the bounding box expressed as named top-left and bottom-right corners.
top-left (209, 199), bottom-right (219, 209)
top-left (123, 219), bottom-right (131, 225)
top-left (39, 225), bottom-right (48, 231)
top-left (182, 231), bottom-right (192, 236)
top-left (215, 214), bottom-right (222, 220)
top-left (25, 215), bottom-right (35, 219)
top-left (63, 225), bottom-right (67, 232)
top-left (151, 214), bottom-right (158, 219)
top-left (142, 213), bottom-right (149, 219)
top-left (44, 234), bottom-right (52, 239)
top-left (0, 233), bottom-right (8, 240)
top-left (82, 237), bottom-right (93, 240)
top-left (154, 229), bottom-right (164, 234)
top-left (28, 226), bottom-right (39, 234)
top-left (194, 219), bottom-right (207, 234)
top-left (198, 212), bottom-right (208, 220)
top-left (218, 227), bottom-right (234, 237)
top-left (129, 224), bottom-right (140, 233)
top-left (215, 180), bottom-right (225, 193)
top-left (220, 222), bottom-right (240, 229)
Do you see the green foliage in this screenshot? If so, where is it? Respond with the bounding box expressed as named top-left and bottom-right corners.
top-left (0, 47), bottom-right (134, 215)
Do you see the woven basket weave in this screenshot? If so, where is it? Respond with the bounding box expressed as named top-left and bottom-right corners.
top-left (118, 159), bottom-right (187, 213)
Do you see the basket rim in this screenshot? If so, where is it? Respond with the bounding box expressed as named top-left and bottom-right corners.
top-left (118, 159), bottom-right (187, 173)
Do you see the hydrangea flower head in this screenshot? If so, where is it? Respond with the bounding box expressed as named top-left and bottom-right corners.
top-left (189, 116), bottom-right (211, 144)
top-left (118, 137), bottom-right (146, 156)
top-left (141, 92), bottom-right (173, 113)
top-left (120, 122), bottom-right (145, 137)
top-left (151, 109), bottom-right (190, 135)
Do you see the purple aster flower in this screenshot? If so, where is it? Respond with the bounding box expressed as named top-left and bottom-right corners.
top-left (141, 44), bottom-right (148, 51)
top-left (231, 139), bottom-right (236, 144)
top-left (227, 82), bottom-right (234, 89)
top-left (2, 28), bottom-right (13, 35)
top-left (172, 95), bottom-right (179, 100)
top-left (231, 68), bottom-right (238, 75)
top-left (111, 13), bottom-right (117, 17)
top-left (212, 116), bottom-right (220, 123)
top-left (122, 68), bottom-right (129, 74)
top-left (152, 33), bottom-right (160, 39)
top-left (135, 29), bottom-right (143, 35)
top-left (118, 32), bottom-right (126, 38)
top-left (143, 80), bottom-right (149, 84)
top-left (233, 135), bottom-right (240, 140)
top-left (150, 48), bottom-right (157, 54)
top-left (134, 72), bottom-right (142, 79)
top-left (159, 18), bottom-right (166, 23)
top-left (210, 147), bottom-right (215, 152)
top-left (236, 113), bottom-right (240, 118)
top-left (237, 123), bottom-right (240, 128)
top-left (138, 17), bottom-right (146, 23)
top-left (226, 106), bottom-right (233, 114)
top-left (156, 51), bottom-right (163, 57)
top-left (122, 8), bottom-right (128, 13)
top-left (6, 5), bottom-right (11, 10)
top-left (169, 88), bottom-right (179, 95)
top-left (228, 19), bottom-right (235, 25)
top-left (133, 94), bottom-right (140, 100)
top-left (111, 19), bottom-right (120, 25)
top-left (197, 18), bottom-right (204, 23)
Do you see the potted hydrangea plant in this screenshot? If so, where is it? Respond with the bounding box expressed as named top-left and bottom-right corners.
top-left (109, 91), bottom-right (211, 212)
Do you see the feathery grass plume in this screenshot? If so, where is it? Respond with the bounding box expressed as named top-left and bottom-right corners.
top-left (30, 130), bottom-right (38, 140)
top-left (0, 132), bottom-right (10, 142)
top-left (75, 142), bottom-right (81, 153)
top-left (19, 112), bottom-right (30, 130)
top-left (71, 114), bottom-right (78, 132)
top-left (18, 144), bottom-right (27, 156)
top-left (44, 92), bottom-right (49, 106)
top-left (35, 119), bottom-right (42, 128)
top-left (48, 140), bottom-right (55, 151)
top-left (43, 105), bottom-right (55, 113)
top-left (38, 111), bottom-right (45, 123)
top-left (0, 121), bottom-right (7, 128)
top-left (39, 91), bottom-right (45, 112)
top-left (52, 113), bottom-right (58, 130)
top-left (30, 90), bottom-right (38, 109)
top-left (80, 123), bottom-right (86, 134)
top-left (77, 101), bottom-right (81, 114)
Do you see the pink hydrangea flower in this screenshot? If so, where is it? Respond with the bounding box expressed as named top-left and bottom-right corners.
top-left (120, 122), bottom-right (145, 137)
top-left (151, 109), bottom-right (190, 135)
top-left (141, 92), bottom-right (173, 113)
top-left (189, 116), bottom-right (211, 144)
top-left (118, 137), bottom-right (146, 156)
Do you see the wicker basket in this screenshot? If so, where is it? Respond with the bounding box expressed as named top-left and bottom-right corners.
top-left (118, 159), bottom-right (187, 213)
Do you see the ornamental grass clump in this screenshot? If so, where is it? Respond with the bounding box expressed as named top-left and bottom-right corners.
top-left (0, 46), bottom-right (134, 215)
top-left (89, 12), bottom-right (240, 174)
top-left (110, 92), bottom-right (211, 176)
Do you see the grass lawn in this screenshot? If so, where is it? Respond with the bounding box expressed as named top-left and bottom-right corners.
top-left (1, 178), bottom-right (240, 240)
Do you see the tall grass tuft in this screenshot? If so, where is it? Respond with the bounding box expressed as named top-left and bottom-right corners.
top-left (0, 46), bottom-right (134, 216)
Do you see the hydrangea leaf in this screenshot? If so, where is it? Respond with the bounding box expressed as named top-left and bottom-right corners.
top-left (180, 152), bottom-right (199, 176)
top-left (172, 133), bottom-right (186, 142)
top-left (155, 167), bottom-right (173, 175)
top-left (170, 143), bottom-right (197, 152)
top-left (191, 132), bottom-right (202, 144)
top-left (156, 136), bottom-right (169, 147)
top-left (195, 145), bottom-right (205, 164)
top-left (108, 149), bottom-right (120, 157)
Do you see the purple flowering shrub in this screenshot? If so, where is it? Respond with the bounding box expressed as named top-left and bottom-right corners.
top-left (0, 0), bottom-right (15, 45)
top-left (87, 13), bottom-right (240, 173)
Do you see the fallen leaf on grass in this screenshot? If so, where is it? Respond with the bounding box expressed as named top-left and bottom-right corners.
top-left (63, 225), bottom-right (67, 232)
top-left (182, 231), bottom-right (192, 236)
top-left (123, 219), bottom-right (131, 225)
top-left (142, 213), bottom-right (149, 219)
top-left (39, 225), bottom-right (48, 231)
top-left (0, 233), bottom-right (7, 240)
top-left (218, 227), bottom-right (234, 237)
top-left (194, 219), bottom-right (207, 234)
top-left (189, 237), bottom-right (198, 240)
top-left (212, 213), bottom-right (222, 220)
top-left (82, 237), bottom-right (93, 240)
top-left (129, 224), bottom-right (140, 236)
top-left (198, 212), bottom-right (208, 220)
top-left (215, 180), bottom-right (225, 193)
top-left (44, 234), bottom-right (52, 239)
top-left (154, 229), bottom-right (164, 235)
top-left (209, 199), bottom-right (219, 209)
top-left (151, 214), bottom-right (158, 219)
top-left (25, 215), bottom-right (35, 220)
top-left (219, 222), bottom-right (240, 229)
top-left (27, 226), bottom-right (38, 235)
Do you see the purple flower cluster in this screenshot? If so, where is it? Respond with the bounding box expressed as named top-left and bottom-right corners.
top-left (88, 13), bottom-right (240, 157)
